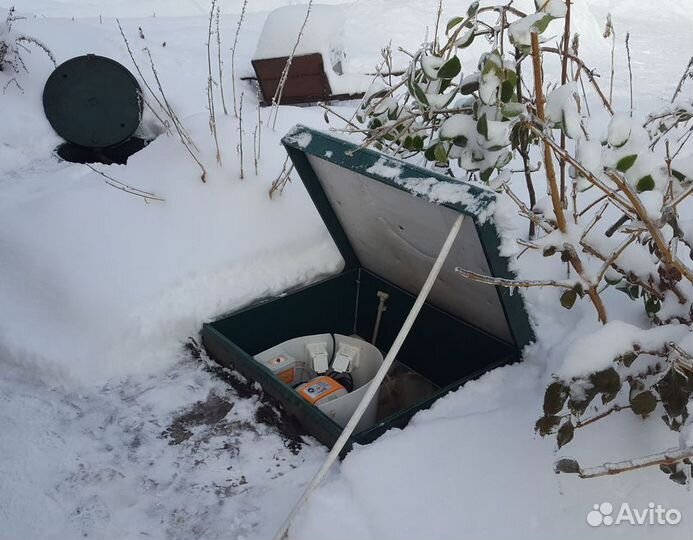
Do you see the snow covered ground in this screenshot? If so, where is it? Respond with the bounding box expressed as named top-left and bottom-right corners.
top-left (1, 1), bottom-right (692, 539)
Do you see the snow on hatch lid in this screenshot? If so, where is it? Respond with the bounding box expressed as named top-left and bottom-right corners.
top-left (281, 125), bottom-right (534, 349)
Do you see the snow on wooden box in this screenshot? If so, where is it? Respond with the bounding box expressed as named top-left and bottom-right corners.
top-left (202, 126), bottom-right (533, 452)
top-left (251, 5), bottom-right (365, 106)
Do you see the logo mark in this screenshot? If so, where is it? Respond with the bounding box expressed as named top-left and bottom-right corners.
top-left (587, 502), bottom-right (614, 527)
top-left (587, 502), bottom-right (681, 527)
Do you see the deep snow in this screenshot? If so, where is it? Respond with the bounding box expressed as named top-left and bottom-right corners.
top-left (1, 1), bottom-right (693, 540)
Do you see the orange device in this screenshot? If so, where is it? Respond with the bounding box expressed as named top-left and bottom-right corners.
top-left (296, 376), bottom-right (348, 406)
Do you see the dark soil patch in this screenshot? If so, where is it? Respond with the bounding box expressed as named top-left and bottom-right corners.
top-left (164, 394), bottom-right (234, 445)
top-left (183, 337), bottom-right (308, 454)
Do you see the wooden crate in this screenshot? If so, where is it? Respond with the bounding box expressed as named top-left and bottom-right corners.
top-left (251, 53), bottom-right (363, 106)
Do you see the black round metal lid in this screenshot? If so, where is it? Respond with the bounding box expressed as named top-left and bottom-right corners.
top-left (43, 54), bottom-right (142, 149)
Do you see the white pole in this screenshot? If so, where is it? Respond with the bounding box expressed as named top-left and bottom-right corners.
top-left (273, 214), bottom-right (465, 540)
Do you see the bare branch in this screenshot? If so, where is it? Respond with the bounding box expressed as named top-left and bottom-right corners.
top-left (455, 267), bottom-right (577, 291)
top-left (559, 446), bottom-right (693, 479)
top-left (84, 164), bottom-right (165, 202)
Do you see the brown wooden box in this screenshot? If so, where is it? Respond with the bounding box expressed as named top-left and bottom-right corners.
top-left (251, 53), bottom-right (363, 106)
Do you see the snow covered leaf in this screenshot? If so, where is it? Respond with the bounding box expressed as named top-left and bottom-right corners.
top-left (535, 0), bottom-right (568, 18)
top-left (495, 151), bottom-right (512, 169)
top-left (437, 56), bottom-right (461, 80)
top-left (616, 351), bottom-right (638, 367)
top-left (403, 135), bottom-right (425, 151)
top-left (501, 102), bottom-right (524, 118)
top-left (616, 283), bottom-right (640, 300)
top-left (480, 168), bottom-right (493, 183)
top-left (672, 169), bottom-right (688, 182)
top-left (546, 83), bottom-right (580, 139)
top-left (421, 55), bottom-right (444, 80)
top-left (500, 80), bottom-right (515, 102)
top-left (445, 16), bottom-right (465, 35)
top-left (668, 469), bottom-right (688, 485)
top-left (434, 143), bottom-right (448, 163)
top-left (535, 415), bottom-right (561, 436)
top-left (460, 74), bottom-right (479, 94)
top-left (554, 458), bottom-right (581, 474)
top-left (656, 371), bottom-right (691, 419)
top-left (557, 420), bottom-right (574, 449)
top-left (604, 268), bottom-right (623, 285)
top-left (607, 114), bottom-right (632, 147)
top-left (645, 296), bottom-right (661, 315)
top-left (629, 387), bottom-right (657, 418)
top-left (590, 368), bottom-right (621, 396)
top-left (467, 1), bottom-right (480, 17)
top-left (476, 113), bottom-right (488, 139)
top-left (560, 289), bottom-right (578, 309)
top-left (568, 384), bottom-right (597, 415)
top-left (455, 27), bottom-right (476, 49)
top-left (543, 382), bottom-right (568, 415)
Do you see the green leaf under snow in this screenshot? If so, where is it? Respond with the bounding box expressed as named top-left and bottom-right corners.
top-left (532, 13), bottom-right (555, 34)
top-left (437, 56), bottom-right (462, 80)
top-left (434, 143), bottom-right (448, 164)
top-left (495, 151), bottom-right (512, 169)
top-left (560, 289), bottom-right (577, 309)
top-left (467, 0), bottom-right (480, 17)
top-left (452, 135), bottom-right (468, 147)
top-left (590, 368), bottom-right (621, 396)
top-left (535, 415), bottom-right (561, 436)
top-left (543, 382), bottom-right (568, 415)
top-left (456, 28), bottom-right (476, 49)
top-left (605, 271), bottom-right (623, 285)
top-left (645, 297), bottom-right (661, 315)
top-left (460, 77), bottom-right (480, 94)
top-left (557, 420), bottom-right (574, 449)
top-left (656, 370), bottom-right (691, 419)
top-left (660, 463), bottom-right (676, 475)
top-left (629, 389), bottom-right (657, 417)
top-left (617, 283), bottom-right (640, 300)
top-left (446, 16), bottom-right (465, 35)
top-left (500, 80), bottom-right (515, 102)
top-left (616, 154), bottom-right (638, 172)
top-left (672, 169), bottom-right (687, 182)
top-left (616, 351), bottom-right (638, 367)
top-left (502, 103), bottom-right (524, 119)
top-left (568, 385), bottom-right (597, 415)
top-left (636, 175), bottom-right (655, 192)
top-left (554, 458), bottom-right (581, 474)
top-left (424, 145), bottom-right (437, 162)
top-left (669, 469), bottom-right (688, 485)
top-left (476, 113), bottom-right (488, 138)
top-left (480, 168), bottom-right (493, 183)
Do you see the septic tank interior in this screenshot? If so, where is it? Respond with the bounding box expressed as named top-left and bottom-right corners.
top-left (203, 126), bottom-right (531, 451)
top-left (203, 267), bottom-right (517, 448)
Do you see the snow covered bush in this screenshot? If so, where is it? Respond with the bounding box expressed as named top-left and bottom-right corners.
top-left (0, 7), bottom-right (55, 87)
top-left (337, 0), bottom-right (693, 484)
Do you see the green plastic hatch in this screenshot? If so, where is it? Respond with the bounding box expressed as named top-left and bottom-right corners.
top-left (202, 125), bottom-right (533, 453)
top-left (43, 54), bottom-right (142, 148)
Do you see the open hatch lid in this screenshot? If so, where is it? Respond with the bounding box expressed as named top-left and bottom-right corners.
top-left (282, 125), bottom-right (533, 349)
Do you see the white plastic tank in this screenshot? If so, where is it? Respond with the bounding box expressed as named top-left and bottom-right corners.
top-left (254, 334), bottom-right (384, 432)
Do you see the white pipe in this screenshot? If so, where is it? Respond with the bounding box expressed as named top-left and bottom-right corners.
top-left (273, 214), bottom-right (465, 540)
top-left (371, 291), bottom-right (389, 345)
